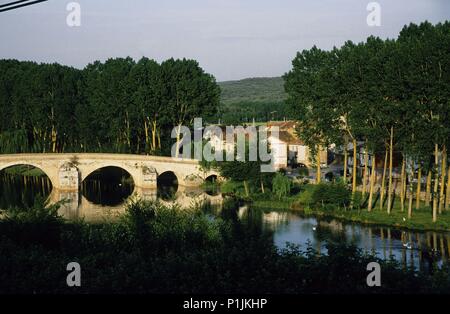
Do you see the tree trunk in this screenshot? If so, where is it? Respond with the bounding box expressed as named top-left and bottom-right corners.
top-left (157, 129), bottom-right (161, 149)
top-left (144, 118), bottom-right (150, 153)
top-left (403, 168), bottom-right (407, 211)
top-left (362, 145), bottom-right (369, 198)
top-left (260, 179), bottom-right (265, 194)
top-left (408, 159), bottom-right (414, 219)
top-left (125, 110), bottom-right (131, 151)
top-left (50, 106), bottom-right (57, 153)
top-left (368, 154), bottom-right (376, 212)
top-left (387, 126), bottom-right (394, 214)
top-left (439, 146), bottom-right (446, 214)
top-left (400, 158), bottom-right (406, 212)
top-left (352, 138), bottom-right (357, 194)
top-left (243, 180), bottom-right (249, 197)
top-left (316, 147), bottom-right (321, 184)
top-left (416, 165), bottom-right (422, 210)
top-left (344, 138), bottom-right (348, 183)
top-left (152, 119), bottom-right (157, 152)
top-left (51, 126), bottom-right (57, 153)
top-left (380, 148), bottom-right (388, 210)
top-left (175, 124), bottom-right (182, 158)
top-left (433, 144), bottom-right (439, 222)
top-left (426, 169), bottom-right (432, 207)
top-left (446, 166), bottom-right (450, 211)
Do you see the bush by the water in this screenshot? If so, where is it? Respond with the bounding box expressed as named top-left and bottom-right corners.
top-left (298, 183), bottom-right (351, 209)
top-left (272, 172), bottom-right (291, 199)
top-left (0, 198), bottom-right (449, 294)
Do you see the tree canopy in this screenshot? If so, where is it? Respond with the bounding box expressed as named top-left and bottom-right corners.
top-left (284, 21), bottom-right (450, 220)
top-left (0, 57), bottom-right (220, 156)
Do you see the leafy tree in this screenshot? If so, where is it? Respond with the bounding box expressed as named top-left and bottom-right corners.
top-left (272, 172), bottom-right (291, 199)
top-left (160, 58), bottom-right (220, 157)
top-left (284, 21), bottom-right (450, 222)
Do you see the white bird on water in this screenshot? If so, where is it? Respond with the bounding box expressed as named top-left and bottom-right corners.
top-left (403, 242), bottom-right (412, 250)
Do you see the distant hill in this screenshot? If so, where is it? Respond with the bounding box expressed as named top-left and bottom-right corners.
top-left (218, 77), bottom-right (286, 105)
top-left (216, 77), bottom-right (290, 124)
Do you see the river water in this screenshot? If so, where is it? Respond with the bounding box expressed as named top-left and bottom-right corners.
top-left (1, 169), bottom-right (449, 272)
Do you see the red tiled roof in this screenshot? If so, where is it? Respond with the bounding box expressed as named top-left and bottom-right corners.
top-left (267, 120), bottom-right (298, 130)
top-left (277, 131), bottom-right (304, 145)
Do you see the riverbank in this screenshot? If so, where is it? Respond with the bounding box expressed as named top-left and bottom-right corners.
top-left (252, 197), bottom-right (450, 232)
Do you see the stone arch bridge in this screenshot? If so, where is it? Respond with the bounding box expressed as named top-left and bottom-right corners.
top-left (0, 153), bottom-right (219, 191)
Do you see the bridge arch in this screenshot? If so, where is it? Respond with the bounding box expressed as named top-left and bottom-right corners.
top-left (0, 162), bottom-right (56, 188)
top-left (157, 170), bottom-right (178, 184)
top-left (81, 166), bottom-right (135, 206)
top-left (204, 174), bottom-right (218, 183)
top-left (156, 170), bottom-right (179, 200)
top-left (80, 162), bottom-right (138, 185)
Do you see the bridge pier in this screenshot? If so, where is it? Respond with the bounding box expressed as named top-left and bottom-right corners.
top-left (139, 165), bottom-right (158, 189)
top-left (57, 163), bottom-right (80, 191)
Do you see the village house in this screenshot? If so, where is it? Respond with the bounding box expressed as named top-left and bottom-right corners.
top-left (203, 124), bottom-right (256, 157)
top-left (266, 121), bottom-right (327, 170)
top-left (203, 121), bottom-right (327, 171)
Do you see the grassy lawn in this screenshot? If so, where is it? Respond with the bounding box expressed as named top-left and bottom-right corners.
top-left (302, 206), bottom-right (450, 232)
top-left (252, 196), bottom-right (297, 210)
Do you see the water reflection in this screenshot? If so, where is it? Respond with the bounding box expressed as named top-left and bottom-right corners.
top-left (249, 208), bottom-right (450, 271)
top-left (51, 186), bottom-right (223, 222)
top-left (157, 171), bottom-right (178, 201)
top-left (0, 172), bottom-right (52, 209)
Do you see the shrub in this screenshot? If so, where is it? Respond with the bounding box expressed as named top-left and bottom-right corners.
top-left (297, 167), bottom-right (309, 177)
top-left (298, 183), bottom-right (351, 209)
top-left (272, 173), bottom-right (291, 199)
top-left (311, 182), bottom-right (351, 208)
top-left (0, 197), bottom-right (65, 249)
top-left (297, 184), bottom-right (315, 206)
top-left (221, 180), bottom-right (243, 195)
top-left (0, 199), bottom-right (449, 293)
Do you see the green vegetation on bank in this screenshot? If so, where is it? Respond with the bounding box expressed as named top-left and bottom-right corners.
top-left (1, 198), bottom-right (449, 294)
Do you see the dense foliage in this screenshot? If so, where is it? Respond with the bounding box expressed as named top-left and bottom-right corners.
top-left (0, 58), bottom-right (220, 155)
top-left (285, 21), bottom-right (450, 220)
top-left (298, 183), bottom-right (351, 209)
top-left (272, 172), bottom-right (291, 199)
top-left (0, 199), bottom-right (449, 294)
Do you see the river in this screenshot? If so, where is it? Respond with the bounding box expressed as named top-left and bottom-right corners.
top-left (1, 167), bottom-right (449, 272)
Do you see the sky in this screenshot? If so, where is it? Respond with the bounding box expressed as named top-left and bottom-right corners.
top-left (0, 0), bottom-right (449, 81)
